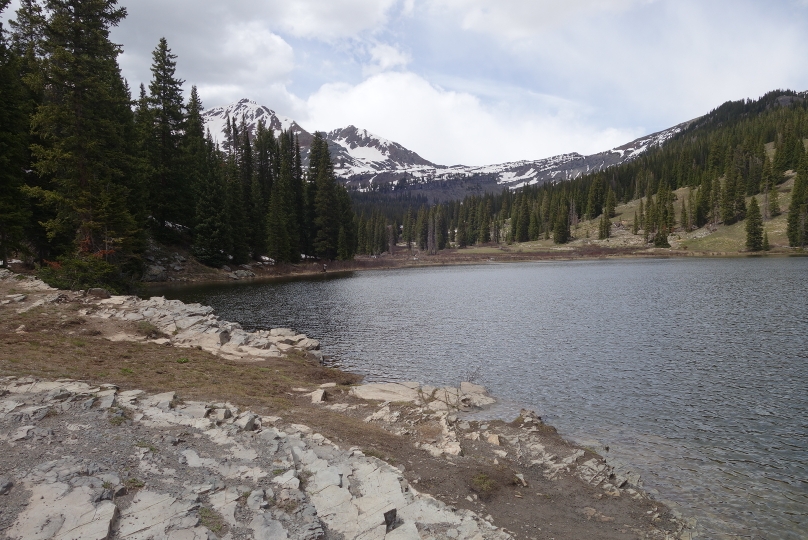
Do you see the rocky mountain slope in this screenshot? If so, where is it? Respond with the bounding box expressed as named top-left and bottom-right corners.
top-left (202, 99), bottom-right (692, 192)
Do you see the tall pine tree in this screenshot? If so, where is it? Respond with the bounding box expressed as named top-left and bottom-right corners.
top-left (147, 37), bottom-right (187, 231)
top-left (29, 0), bottom-right (139, 285)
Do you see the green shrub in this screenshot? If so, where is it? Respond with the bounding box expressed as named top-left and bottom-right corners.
top-left (38, 254), bottom-right (124, 293)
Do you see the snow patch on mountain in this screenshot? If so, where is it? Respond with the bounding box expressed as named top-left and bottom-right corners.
top-left (202, 98), bottom-right (692, 191)
top-left (202, 99), bottom-right (303, 143)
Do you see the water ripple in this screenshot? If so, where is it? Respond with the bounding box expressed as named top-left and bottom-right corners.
top-left (156, 257), bottom-right (808, 539)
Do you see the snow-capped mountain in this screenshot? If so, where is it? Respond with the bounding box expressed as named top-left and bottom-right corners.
top-left (327, 125), bottom-right (435, 175)
top-left (202, 99), bottom-right (692, 192)
top-left (202, 99), bottom-right (312, 148)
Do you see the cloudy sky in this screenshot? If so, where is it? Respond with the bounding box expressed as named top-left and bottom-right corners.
top-left (6, 1), bottom-right (808, 165)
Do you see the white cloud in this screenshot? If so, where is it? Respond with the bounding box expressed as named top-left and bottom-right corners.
top-left (428, 0), bottom-right (652, 40)
top-left (525, 0), bottom-right (808, 125)
top-left (221, 22), bottom-right (295, 83)
top-left (270, 0), bottom-right (399, 39)
top-left (364, 43), bottom-right (412, 75)
top-left (307, 71), bottom-right (639, 165)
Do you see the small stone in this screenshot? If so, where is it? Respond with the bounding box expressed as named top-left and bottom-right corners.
top-left (487, 434), bottom-right (501, 446)
top-left (0, 478), bottom-right (13, 495)
top-left (384, 508), bottom-right (397, 532)
top-left (247, 489), bottom-right (268, 511)
top-left (310, 389), bottom-right (326, 403)
top-left (87, 288), bottom-right (111, 299)
top-left (234, 413), bottom-right (256, 431)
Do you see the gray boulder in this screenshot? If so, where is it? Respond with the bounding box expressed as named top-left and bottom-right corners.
top-left (142, 265), bottom-right (167, 282)
top-left (87, 288), bottom-right (111, 299)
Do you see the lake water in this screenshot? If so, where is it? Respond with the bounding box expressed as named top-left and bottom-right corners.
top-left (154, 258), bottom-right (808, 539)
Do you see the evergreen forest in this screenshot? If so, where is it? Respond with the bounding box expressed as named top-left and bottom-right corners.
top-left (353, 91), bottom-right (808, 254)
top-left (0, 0), bottom-right (355, 291)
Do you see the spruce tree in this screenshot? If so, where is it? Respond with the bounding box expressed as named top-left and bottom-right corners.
top-left (183, 86), bottom-right (206, 225)
top-left (312, 134), bottom-right (340, 260)
top-left (147, 37), bottom-right (187, 230)
top-left (763, 230), bottom-right (770, 251)
top-left (680, 200), bottom-right (688, 231)
top-left (553, 202), bottom-right (570, 244)
top-left (0, 9), bottom-right (30, 267)
top-left (336, 184), bottom-right (356, 259)
top-left (787, 153), bottom-right (808, 247)
top-left (516, 198), bottom-right (529, 242)
top-left (721, 175), bottom-right (735, 224)
top-left (745, 197), bottom-right (763, 251)
top-left (192, 137), bottom-right (230, 267)
top-left (605, 188), bottom-right (616, 218)
top-left (768, 182), bottom-right (780, 218)
top-left (29, 0), bottom-right (139, 286)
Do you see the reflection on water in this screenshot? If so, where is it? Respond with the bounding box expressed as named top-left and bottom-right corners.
top-left (154, 257), bottom-right (808, 539)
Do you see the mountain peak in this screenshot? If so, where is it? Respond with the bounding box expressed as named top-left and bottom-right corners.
top-left (202, 99), bottom-right (305, 144)
top-left (201, 98), bottom-right (695, 193)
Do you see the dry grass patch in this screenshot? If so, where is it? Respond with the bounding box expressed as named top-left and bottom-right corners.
top-left (0, 301), bottom-right (360, 413)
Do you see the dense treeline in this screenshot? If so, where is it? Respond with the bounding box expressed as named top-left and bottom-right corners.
top-left (0, 1), bottom-right (355, 290)
top-left (374, 91), bottom-right (808, 252)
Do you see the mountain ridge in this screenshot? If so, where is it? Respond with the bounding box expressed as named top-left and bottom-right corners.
top-left (201, 99), bottom-right (692, 192)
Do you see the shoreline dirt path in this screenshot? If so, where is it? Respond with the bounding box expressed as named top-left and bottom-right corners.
top-left (0, 269), bottom-right (691, 539)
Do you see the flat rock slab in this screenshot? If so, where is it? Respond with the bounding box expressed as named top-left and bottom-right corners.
top-left (350, 383), bottom-right (422, 403)
top-left (6, 483), bottom-right (117, 540)
top-left (115, 490), bottom-right (199, 539)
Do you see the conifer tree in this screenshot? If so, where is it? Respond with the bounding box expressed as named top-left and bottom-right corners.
top-left (516, 198), bottom-right (529, 242)
top-left (182, 86), bottom-right (206, 226)
top-left (266, 131), bottom-right (296, 262)
top-left (638, 199), bottom-right (644, 232)
top-left (0, 8), bottom-right (30, 267)
top-left (745, 197), bottom-right (763, 251)
top-left (761, 155), bottom-right (774, 220)
top-left (605, 188), bottom-right (616, 218)
top-left (29, 0), bottom-right (139, 285)
top-left (721, 175), bottom-right (736, 224)
top-left (312, 134), bottom-right (340, 260)
top-left (786, 153), bottom-right (808, 247)
top-left (763, 230), bottom-right (770, 251)
top-left (527, 208), bottom-right (539, 241)
top-left (147, 37), bottom-right (187, 230)
top-left (553, 201), bottom-right (570, 244)
top-left (680, 200), bottom-right (688, 231)
top-left (192, 136), bottom-right (230, 267)
top-left (768, 182), bottom-right (780, 218)
top-left (456, 218), bottom-right (467, 248)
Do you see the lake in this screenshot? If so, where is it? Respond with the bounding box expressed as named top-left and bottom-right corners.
top-left (153, 257), bottom-right (808, 539)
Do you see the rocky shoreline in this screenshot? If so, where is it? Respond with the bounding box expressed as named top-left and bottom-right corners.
top-left (0, 269), bottom-right (692, 539)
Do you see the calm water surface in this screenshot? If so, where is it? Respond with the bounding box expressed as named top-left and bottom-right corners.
top-left (155, 258), bottom-right (808, 539)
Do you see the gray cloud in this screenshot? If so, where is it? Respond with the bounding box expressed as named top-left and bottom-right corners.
top-left (3, 0), bottom-right (807, 165)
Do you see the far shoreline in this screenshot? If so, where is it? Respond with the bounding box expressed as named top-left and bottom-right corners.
top-left (140, 244), bottom-right (806, 293)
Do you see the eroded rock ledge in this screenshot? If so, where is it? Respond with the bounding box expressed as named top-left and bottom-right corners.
top-left (87, 295), bottom-right (322, 363)
top-left (0, 376), bottom-right (512, 540)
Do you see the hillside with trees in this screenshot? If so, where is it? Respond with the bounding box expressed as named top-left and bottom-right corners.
top-left (354, 91), bottom-right (807, 255)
